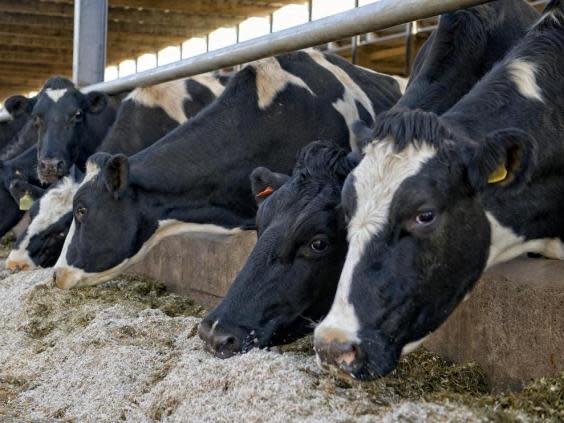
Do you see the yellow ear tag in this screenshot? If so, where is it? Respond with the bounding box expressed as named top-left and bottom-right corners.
top-left (19, 192), bottom-right (33, 211)
top-left (488, 164), bottom-right (508, 184)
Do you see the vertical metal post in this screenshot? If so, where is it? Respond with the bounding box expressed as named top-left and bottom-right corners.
top-left (308, 0), bottom-right (313, 21)
top-left (269, 13), bottom-right (274, 33)
top-left (405, 20), bottom-right (418, 75)
top-left (206, 34), bottom-right (210, 51)
top-left (73, 0), bottom-right (108, 87)
top-left (351, 0), bottom-right (359, 64)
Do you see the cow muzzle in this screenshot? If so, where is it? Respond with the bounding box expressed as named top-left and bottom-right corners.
top-left (6, 249), bottom-right (35, 272)
top-left (198, 319), bottom-right (249, 359)
top-left (314, 327), bottom-right (363, 377)
top-left (39, 158), bottom-right (67, 183)
top-left (53, 266), bottom-right (82, 289)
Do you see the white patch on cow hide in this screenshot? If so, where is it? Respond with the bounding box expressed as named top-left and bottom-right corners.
top-left (191, 73), bottom-right (226, 98)
top-left (359, 65), bottom-right (408, 95)
top-left (54, 219), bottom-right (243, 289)
top-left (82, 161), bottom-right (100, 186)
top-left (391, 76), bottom-right (408, 94)
top-left (126, 78), bottom-right (191, 124)
top-left (536, 8), bottom-right (563, 27)
top-left (315, 139), bottom-right (437, 349)
top-left (506, 59), bottom-right (543, 102)
top-left (486, 212), bottom-right (564, 268)
top-left (45, 88), bottom-right (67, 103)
top-left (7, 177), bottom-right (79, 270)
top-left (252, 57), bottom-right (314, 110)
top-left (307, 50), bottom-right (377, 151)
top-left (401, 336), bottom-right (428, 356)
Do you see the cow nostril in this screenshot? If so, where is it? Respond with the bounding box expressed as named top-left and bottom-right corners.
top-left (56, 160), bottom-right (65, 173)
top-left (214, 334), bottom-right (241, 358)
top-left (315, 337), bottom-right (361, 373)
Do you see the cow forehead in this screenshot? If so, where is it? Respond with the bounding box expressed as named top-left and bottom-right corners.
top-left (45, 88), bottom-right (68, 103)
top-left (347, 139), bottom-right (437, 244)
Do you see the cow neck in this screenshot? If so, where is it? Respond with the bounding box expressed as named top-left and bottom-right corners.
top-left (441, 23), bottom-right (564, 243)
top-left (399, 0), bottom-right (538, 115)
top-left (126, 99), bottom-right (262, 228)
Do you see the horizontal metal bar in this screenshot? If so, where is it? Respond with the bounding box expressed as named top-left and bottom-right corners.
top-left (83, 0), bottom-right (491, 94)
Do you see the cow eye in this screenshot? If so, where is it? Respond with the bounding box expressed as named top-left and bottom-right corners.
top-left (58, 232), bottom-right (66, 238)
top-left (75, 206), bottom-right (87, 223)
top-left (73, 111), bottom-right (83, 122)
top-left (32, 115), bottom-right (42, 127)
top-left (415, 210), bottom-right (435, 226)
top-left (310, 236), bottom-right (329, 253)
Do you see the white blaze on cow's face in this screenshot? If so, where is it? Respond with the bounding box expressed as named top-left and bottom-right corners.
top-left (314, 139), bottom-right (439, 376)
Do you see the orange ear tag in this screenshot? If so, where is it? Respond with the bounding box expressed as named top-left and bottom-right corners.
top-left (488, 164), bottom-right (508, 184)
top-left (256, 186), bottom-right (274, 198)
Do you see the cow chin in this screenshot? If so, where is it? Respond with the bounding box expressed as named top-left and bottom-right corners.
top-left (53, 265), bottom-right (115, 289)
top-left (38, 169), bottom-right (64, 185)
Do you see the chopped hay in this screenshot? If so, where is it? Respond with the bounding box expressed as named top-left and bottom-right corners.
top-left (0, 267), bottom-right (561, 422)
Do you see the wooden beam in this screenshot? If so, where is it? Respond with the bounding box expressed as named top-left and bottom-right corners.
top-left (0, 50), bottom-right (72, 65)
top-left (0, 34), bottom-right (165, 53)
top-left (369, 46), bottom-right (406, 61)
top-left (0, 62), bottom-right (70, 75)
top-left (0, 25), bottom-right (186, 46)
top-left (0, 12), bottom-right (220, 39)
top-left (46, 0), bottom-right (300, 17)
top-left (0, 0), bottom-right (243, 27)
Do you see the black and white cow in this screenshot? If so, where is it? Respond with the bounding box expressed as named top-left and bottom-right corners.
top-left (0, 95), bottom-right (36, 159)
top-left (314, 0), bottom-right (564, 380)
top-left (198, 0), bottom-right (539, 358)
top-left (32, 77), bottom-right (118, 184)
top-left (51, 50), bottom-right (405, 289)
top-left (6, 73), bottom-right (229, 271)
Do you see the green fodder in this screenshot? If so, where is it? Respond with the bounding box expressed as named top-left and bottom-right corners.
top-left (21, 274), bottom-right (206, 340)
top-left (286, 338), bottom-right (562, 421)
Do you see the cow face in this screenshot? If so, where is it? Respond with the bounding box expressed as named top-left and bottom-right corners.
top-left (314, 112), bottom-right (536, 380)
top-left (33, 88), bottom-right (108, 184)
top-left (200, 142), bottom-right (359, 357)
top-left (6, 177), bottom-right (77, 271)
top-left (53, 153), bottom-right (157, 289)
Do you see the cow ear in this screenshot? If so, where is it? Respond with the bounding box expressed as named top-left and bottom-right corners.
top-left (103, 154), bottom-right (129, 198)
top-left (5, 95), bottom-right (31, 118)
top-left (250, 167), bottom-right (290, 205)
top-left (466, 128), bottom-right (537, 192)
top-left (86, 91), bottom-right (108, 114)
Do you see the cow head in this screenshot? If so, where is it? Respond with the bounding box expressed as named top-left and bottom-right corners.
top-left (314, 110), bottom-right (536, 380)
top-left (199, 141), bottom-right (359, 357)
top-left (53, 153), bottom-right (158, 288)
top-left (6, 175), bottom-right (78, 271)
top-left (33, 78), bottom-right (109, 183)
